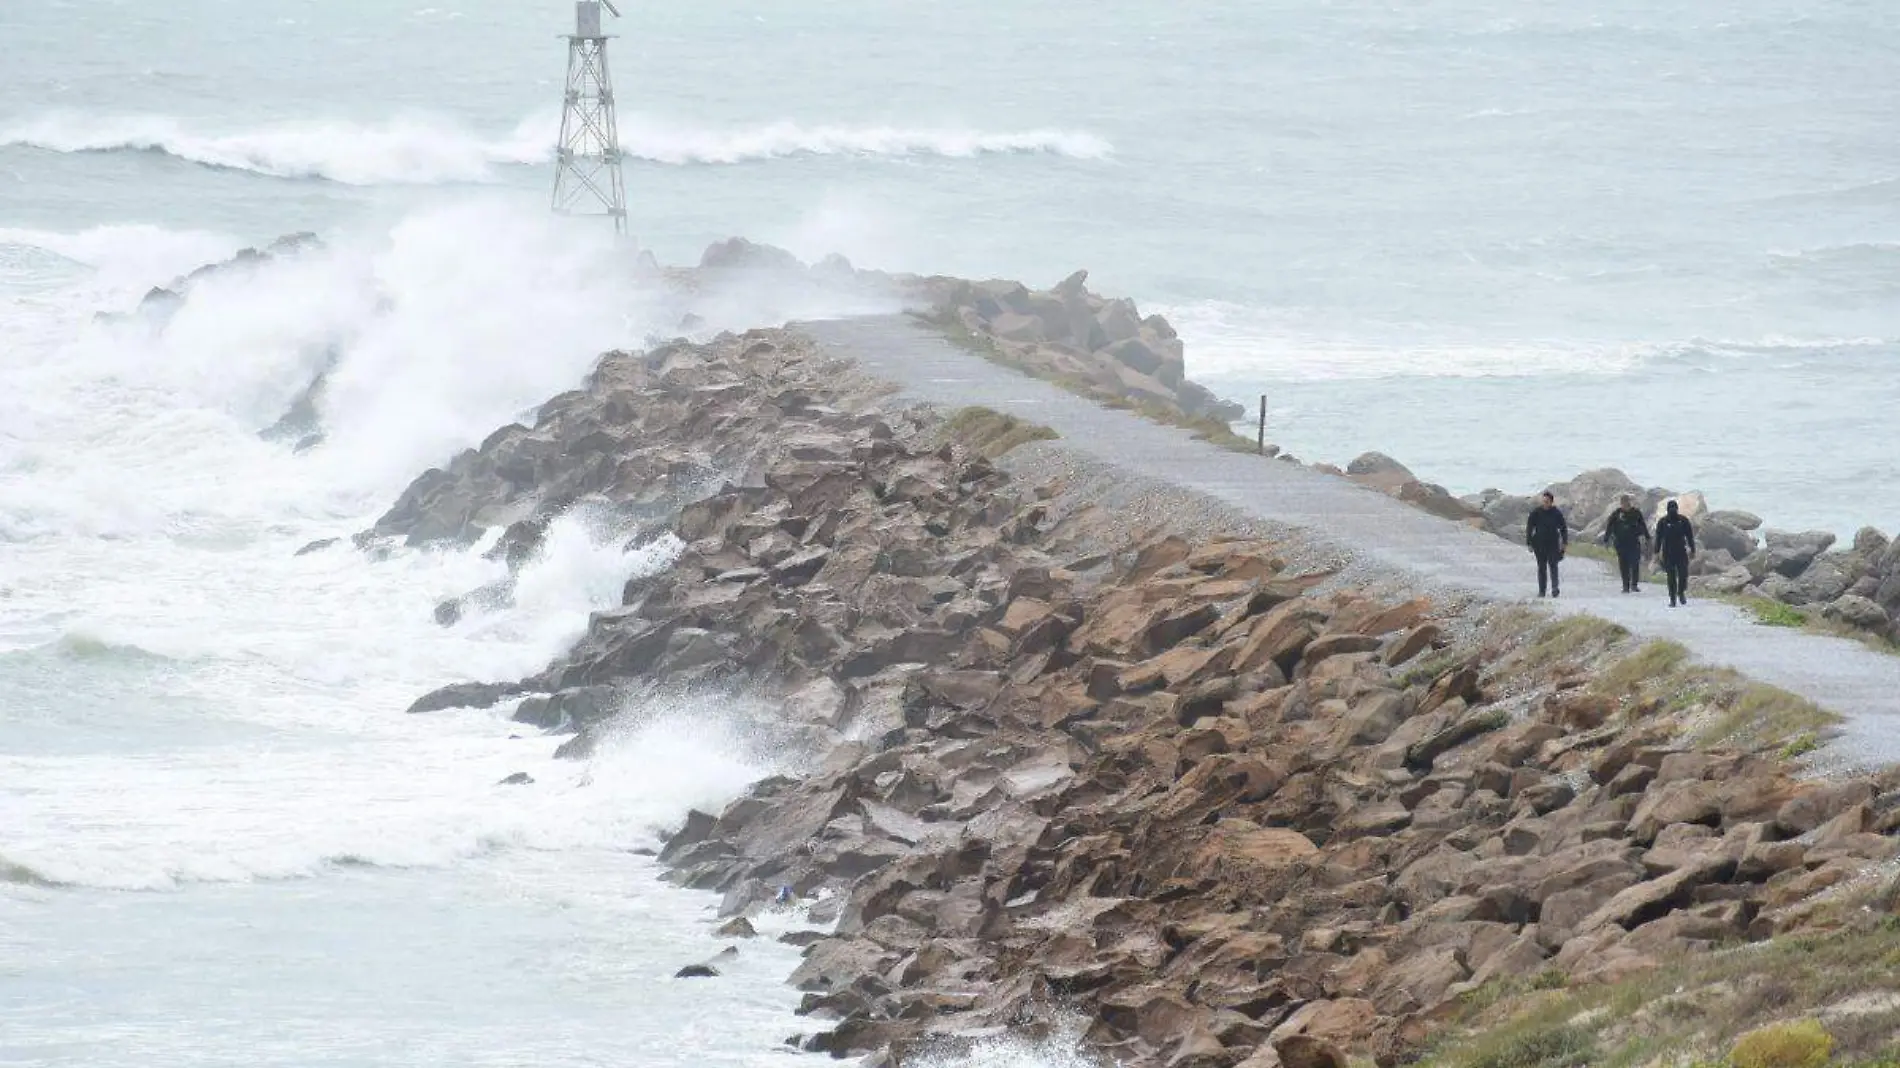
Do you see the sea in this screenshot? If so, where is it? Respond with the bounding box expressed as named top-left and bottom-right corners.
top-left (1, 1), bottom-right (1896, 1065)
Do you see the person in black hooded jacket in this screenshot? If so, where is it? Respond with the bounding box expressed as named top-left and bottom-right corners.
top-left (1525, 491), bottom-right (1568, 597)
top-left (1601, 494), bottom-right (1652, 594)
top-left (1655, 500), bottom-right (1697, 607)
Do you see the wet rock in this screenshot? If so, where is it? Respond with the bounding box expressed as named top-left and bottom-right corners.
top-left (674, 964), bottom-right (720, 979)
top-left (497, 772), bottom-right (534, 786)
top-left (512, 685), bottom-right (620, 731)
top-left (406, 680), bottom-right (527, 714)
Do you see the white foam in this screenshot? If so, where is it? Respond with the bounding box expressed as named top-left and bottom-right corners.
top-left (0, 203), bottom-right (804, 897)
top-left (0, 693), bottom-right (776, 892)
top-left (0, 224), bottom-right (242, 291)
top-left (0, 198), bottom-right (661, 545)
top-left (909, 1024), bottom-right (1103, 1068)
top-left (618, 114), bottom-right (1113, 165)
top-left (1, 110), bottom-right (1111, 185)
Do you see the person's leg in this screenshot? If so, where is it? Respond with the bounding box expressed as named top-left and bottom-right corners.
top-left (1617, 545), bottom-right (1637, 591)
top-left (1534, 546), bottom-right (1550, 596)
top-left (1550, 552), bottom-right (1561, 597)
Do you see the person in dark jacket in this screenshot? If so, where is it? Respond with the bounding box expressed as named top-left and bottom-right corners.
top-left (1525, 491), bottom-right (1569, 598)
top-left (1654, 500), bottom-right (1697, 607)
top-left (1601, 493), bottom-right (1652, 594)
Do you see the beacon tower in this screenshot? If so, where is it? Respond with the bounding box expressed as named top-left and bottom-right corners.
top-left (551, 0), bottom-right (628, 234)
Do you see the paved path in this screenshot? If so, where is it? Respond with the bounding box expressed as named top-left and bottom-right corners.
top-left (803, 315), bottom-right (1900, 767)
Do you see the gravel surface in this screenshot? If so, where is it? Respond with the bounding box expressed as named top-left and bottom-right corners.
top-left (801, 315), bottom-right (1900, 769)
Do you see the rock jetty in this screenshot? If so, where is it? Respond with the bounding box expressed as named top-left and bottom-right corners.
top-left (686, 237), bottom-right (1247, 432)
top-left (375, 323), bottom-right (1900, 1067)
top-left (912, 268), bottom-right (1247, 426)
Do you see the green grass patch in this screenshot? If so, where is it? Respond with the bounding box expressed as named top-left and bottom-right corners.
top-left (1779, 731), bottom-right (1822, 759)
top-left (1519, 614), bottom-right (1630, 674)
top-left (1729, 1019), bottom-right (1833, 1068)
top-left (1737, 594), bottom-right (1810, 628)
top-left (1592, 638), bottom-right (1691, 696)
top-left (1696, 679), bottom-right (1838, 750)
top-left (941, 405), bottom-right (1059, 459)
top-left (1399, 648), bottom-right (1467, 689)
top-left (1714, 591), bottom-right (1900, 660)
top-left (1421, 919), bottom-right (1900, 1068)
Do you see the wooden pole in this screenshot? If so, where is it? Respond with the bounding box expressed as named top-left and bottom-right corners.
top-left (1257, 395), bottom-right (1267, 455)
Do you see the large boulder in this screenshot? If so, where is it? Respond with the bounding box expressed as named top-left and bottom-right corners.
top-left (1693, 566), bottom-right (1754, 596)
top-left (1479, 492), bottom-right (1536, 541)
top-left (699, 237), bottom-right (805, 272)
top-left (1651, 490), bottom-right (1709, 524)
top-left (1823, 594), bottom-right (1889, 631)
top-left (1095, 298), bottom-right (1143, 347)
top-left (1346, 453), bottom-right (1416, 492)
top-left (1761, 529), bottom-right (1837, 579)
top-left (1854, 526), bottom-right (1890, 558)
top-left (1697, 517), bottom-right (1756, 561)
top-left (1773, 554), bottom-right (1854, 606)
top-left (1544, 469), bottom-right (1642, 532)
top-left (1102, 336), bottom-right (1168, 378)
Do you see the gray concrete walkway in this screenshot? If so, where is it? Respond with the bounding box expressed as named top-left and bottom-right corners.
top-left (803, 315), bottom-right (1900, 768)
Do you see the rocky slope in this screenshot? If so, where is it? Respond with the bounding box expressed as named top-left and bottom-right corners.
top-left (376, 324), bottom-right (1900, 1068)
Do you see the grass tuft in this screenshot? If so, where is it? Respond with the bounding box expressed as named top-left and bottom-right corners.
top-left (1592, 639), bottom-right (1691, 696)
top-left (942, 405), bottom-right (1059, 459)
top-left (920, 315), bottom-right (1263, 455)
top-left (1779, 732), bottom-right (1822, 759)
top-left (1697, 680), bottom-right (1838, 749)
top-left (1522, 615), bottom-right (1630, 672)
top-left (1729, 1019), bottom-right (1833, 1068)
top-left (1742, 596), bottom-right (1810, 629)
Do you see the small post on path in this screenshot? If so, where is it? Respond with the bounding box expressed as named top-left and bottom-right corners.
top-left (1257, 395), bottom-right (1267, 455)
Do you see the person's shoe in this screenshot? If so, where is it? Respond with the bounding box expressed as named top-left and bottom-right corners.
top-left (1669, 598), bottom-right (1678, 607)
top-left (1552, 590), bottom-right (1560, 598)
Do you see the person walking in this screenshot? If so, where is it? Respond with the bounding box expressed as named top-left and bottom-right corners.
top-left (1655, 500), bottom-right (1697, 607)
top-left (1525, 491), bottom-right (1569, 598)
top-left (1601, 494), bottom-right (1652, 593)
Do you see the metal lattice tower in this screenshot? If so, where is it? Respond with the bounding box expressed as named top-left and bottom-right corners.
top-left (551, 0), bottom-right (627, 234)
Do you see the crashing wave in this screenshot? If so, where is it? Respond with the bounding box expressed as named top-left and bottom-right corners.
top-left (1, 110), bottom-right (1111, 184)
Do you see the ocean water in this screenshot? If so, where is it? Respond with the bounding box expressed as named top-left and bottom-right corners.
top-left (2, 1), bottom-right (1896, 1064)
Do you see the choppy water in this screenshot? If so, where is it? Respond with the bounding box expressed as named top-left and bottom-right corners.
top-left (2, 1), bottom-right (1896, 1064)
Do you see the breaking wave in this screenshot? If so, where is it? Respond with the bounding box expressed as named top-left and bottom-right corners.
top-left (1, 110), bottom-right (1111, 185)
top-left (0, 112), bottom-right (552, 185)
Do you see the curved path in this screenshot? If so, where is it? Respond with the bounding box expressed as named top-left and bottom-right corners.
top-left (803, 315), bottom-right (1900, 768)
